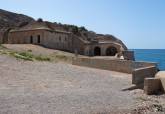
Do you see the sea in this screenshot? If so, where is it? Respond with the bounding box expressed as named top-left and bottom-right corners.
top-left (132, 49), bottom-right (165, 71)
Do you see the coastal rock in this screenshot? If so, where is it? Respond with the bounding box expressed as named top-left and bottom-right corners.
top-left (155, 71), bottom-right (165, 92)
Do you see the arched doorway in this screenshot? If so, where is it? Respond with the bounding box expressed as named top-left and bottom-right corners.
top-left (106, 46), bottom-right (118, 56)
top-left (94, 47), bottom-right (101, 56)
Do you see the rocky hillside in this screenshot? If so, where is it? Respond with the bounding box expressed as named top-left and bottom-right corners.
top-left (0, 9), bottom-right (127, 49)
top-left (0, 9), bottom-right (34, 29)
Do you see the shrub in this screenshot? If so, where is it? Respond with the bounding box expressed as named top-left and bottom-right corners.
top-left (35, 55), bottom-right (51, 61)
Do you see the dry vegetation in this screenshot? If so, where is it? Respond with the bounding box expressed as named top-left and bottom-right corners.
top-left (0, 44), bottom-right (73, 63)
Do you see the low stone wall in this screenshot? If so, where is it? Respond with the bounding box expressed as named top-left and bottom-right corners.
top-left (132, 66), bottom-right (158, 85)
top-left (72, 57), bottom-right (158, 85)
top-left (72, 57), bottom-right (157, 74)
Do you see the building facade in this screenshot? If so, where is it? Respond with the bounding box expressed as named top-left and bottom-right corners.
top-left (0, 22), bottom-right (134, 60)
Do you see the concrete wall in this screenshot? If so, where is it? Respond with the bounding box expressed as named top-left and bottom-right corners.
top-left (144, 78), bottom-right (161, 95)
top-left (72, 57), bottom-right (157, 74)
top-left (72, 57), bottom-right (158, 85)
top-left (132, 66), bottom-right (158, 85)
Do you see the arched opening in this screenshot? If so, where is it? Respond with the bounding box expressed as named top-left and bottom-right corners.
top-left (94, 47), bottom-right (101, 56)
top-left (106, 46), bottom-right (118, 56)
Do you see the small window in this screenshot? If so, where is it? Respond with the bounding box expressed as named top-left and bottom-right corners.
top-left (30, 36), bottom-right (33, 43)
top-left (59, 36), bottom-right (61, 42)
top-left (37, 35), bottom-right (40, 43)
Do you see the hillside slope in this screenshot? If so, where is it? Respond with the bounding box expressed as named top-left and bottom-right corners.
top-left (0, 9), bottom-right (34, 29)
top-left (0, 9), bottom-right (127, 49)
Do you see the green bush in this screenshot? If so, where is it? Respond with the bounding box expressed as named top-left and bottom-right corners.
top-left (35, 55), bottom-right (51, 61)
top-left (14, 53), bottom-right (33, 61)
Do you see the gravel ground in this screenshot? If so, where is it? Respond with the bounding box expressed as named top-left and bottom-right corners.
top-left (0, 54), bottom-right (137, 114)
top-left (0, 44), bottom-right (165, 114)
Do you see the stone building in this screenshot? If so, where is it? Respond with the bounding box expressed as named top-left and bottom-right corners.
top-left (0, 21), bottom-right (134, 60)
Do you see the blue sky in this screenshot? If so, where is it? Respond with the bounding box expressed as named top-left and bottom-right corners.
top-left (0, 0), bottom-right (165, 49)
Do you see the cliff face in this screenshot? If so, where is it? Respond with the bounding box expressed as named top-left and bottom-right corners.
top-left (0, 9), bottom-right (34, 29)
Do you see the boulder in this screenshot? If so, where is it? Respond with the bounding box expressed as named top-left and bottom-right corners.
top-left (155, 71), bottom-right (165, 92)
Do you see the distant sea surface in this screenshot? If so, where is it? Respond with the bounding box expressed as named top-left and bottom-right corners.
top-left (132, 49), bottom-right (165, 70)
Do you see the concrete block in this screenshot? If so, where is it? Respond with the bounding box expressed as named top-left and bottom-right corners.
top-left (132, 66), bottom-right (158, 85)
top-left (155, 71), bottom-right (165, 92)
top-left (144, 78), bottom-right (161, 95)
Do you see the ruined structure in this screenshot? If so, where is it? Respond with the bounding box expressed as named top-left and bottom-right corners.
top-left (0, 21), bottom-right (134, 59)
top-left (0, 9), bottom-right (134, 59)
top-left (0, 9), bottom-right (134, 58)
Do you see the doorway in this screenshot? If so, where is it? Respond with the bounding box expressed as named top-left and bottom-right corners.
top-left (94, 47), bottom-right (101, 56)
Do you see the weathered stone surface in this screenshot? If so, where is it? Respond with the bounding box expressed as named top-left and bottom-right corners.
top-left (132, 66), bottom-right (158, 85)
top-left (144, 78), bottom-right (161, 95)
top-left (72, 57), bottom-right (158, 74)
top-left (155, 71), bottom-right (165, 92)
